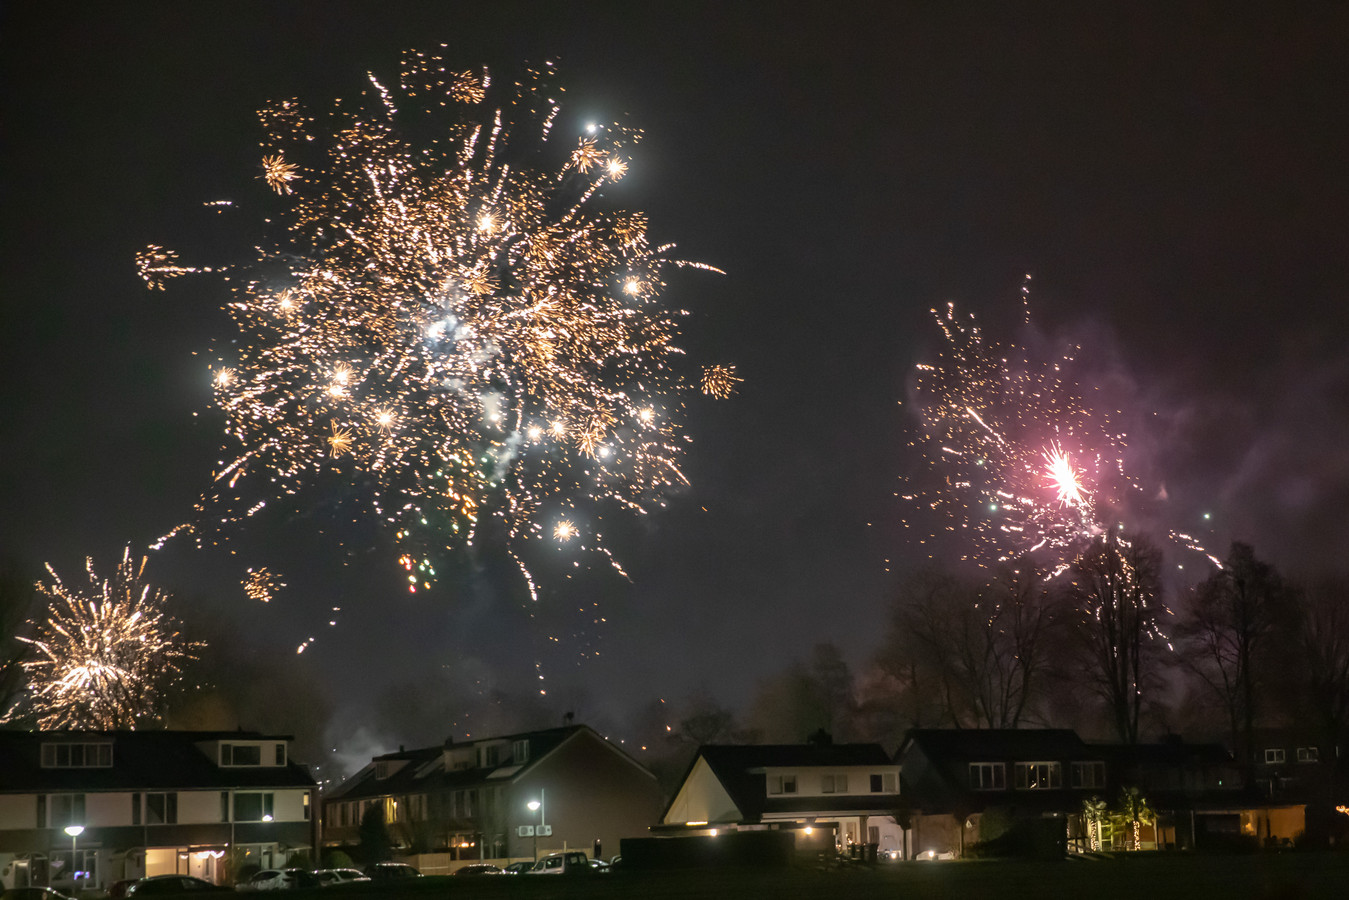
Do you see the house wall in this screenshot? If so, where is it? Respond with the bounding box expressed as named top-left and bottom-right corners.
top-left (507, 732), bottom-right (662, 861)
top-left (663, 758), bottom-right (739, 826)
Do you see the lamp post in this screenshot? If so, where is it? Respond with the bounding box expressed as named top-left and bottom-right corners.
top-left (526, 800), bottom-right (540, 862)
top-left (64, 825), bottom-right (84, 890)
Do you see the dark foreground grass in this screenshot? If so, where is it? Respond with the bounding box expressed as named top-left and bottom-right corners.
top-left (302, 854), bottom-right (1349, 900)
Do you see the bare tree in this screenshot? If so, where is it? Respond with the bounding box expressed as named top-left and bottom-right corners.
top-left (876, 561), bottom-right (1060, 729)
top-left (1066, 532), bottom-right (1166, 744)
top-left (1290, 577), bottom-right (1349, 749)
top-left (1173, 543), bottom-right (1288, 773)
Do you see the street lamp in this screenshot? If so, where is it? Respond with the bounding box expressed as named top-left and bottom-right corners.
top-left (64, 825), bottom-right (84, 889)
top-left (526, 800), bottom-right (541, 862)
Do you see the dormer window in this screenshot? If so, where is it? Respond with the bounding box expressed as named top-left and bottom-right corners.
top-left (41, 742), bottom-right (113, 768)
top-left (220, 742), bottom-right (263, 766)
top-left (513, 739), bottom-right (529, 763)
top-left (478, 744), bottom-right (500, 768)
top-left (375, 761), bottom-right (393, 780)
top-left (768, 774), bottom-right (797, 795)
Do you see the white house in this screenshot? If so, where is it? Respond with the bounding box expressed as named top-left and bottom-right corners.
top-left (0, 730), bottom-right (317, 891)
top-left (658, 740), bottom-right (904, 857)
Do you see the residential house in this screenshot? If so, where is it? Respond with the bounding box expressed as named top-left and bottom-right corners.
top-left (657, 740), bottom-right (903, 858)
top-left (0, 730), bottom-right (317, 891)
top-left (1245, 728), bottom-right (1346, 843)
top-left (899, 728), bottom-right (1305, 856)
top-left (898, 728), bottom-right (1102, 857)
top-left (321, 724), bottom-right (661, 869)
top-left (1097, 736), bottom-right (1297, 849)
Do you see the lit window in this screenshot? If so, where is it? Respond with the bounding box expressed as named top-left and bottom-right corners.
top-left (969, 763), bottom-right (1005, 791)
top-left (1014, 762), bottom-right (1062, 790)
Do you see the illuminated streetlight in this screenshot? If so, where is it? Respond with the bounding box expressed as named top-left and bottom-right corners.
top-left (64, 825), bottom-right (84, 887)
top-left (526, 793), bottom-right (547, 863)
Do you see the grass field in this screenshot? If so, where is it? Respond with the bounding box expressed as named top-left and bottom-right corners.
top-left (316, 853), bottom-right (1349, 900)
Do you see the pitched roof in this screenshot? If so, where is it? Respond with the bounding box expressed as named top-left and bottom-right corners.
top-left (901, 728), bottom-right (1090, 762)
top-left (324, 724), bottom-right (636, 801)
top-left (0, 730), bottom-right (316, 792)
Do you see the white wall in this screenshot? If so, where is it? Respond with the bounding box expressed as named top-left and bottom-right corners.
top-left (180, 790), bottom-right (222, 824)
top-left (0, 795), bottom-right (38, 829)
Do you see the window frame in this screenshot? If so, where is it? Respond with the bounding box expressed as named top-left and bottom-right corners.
top-left (232, 792), bottom-right (276, 822)
top-left (1014, 761), bottom-right (1063, 790)
top-left (969, 762), bottom-right (1006, 791)
top-left (1071, 761), bottom-right (1106, 789)
top-left (1264, 748), bottom-right (1286, 765)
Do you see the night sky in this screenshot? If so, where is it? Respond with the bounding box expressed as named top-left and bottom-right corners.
top-left (4, 2), bottom-right (1349, 761)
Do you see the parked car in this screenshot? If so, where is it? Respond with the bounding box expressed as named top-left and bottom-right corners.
top-left (311, 869), bottom-right (370, 887)
top-left (526, 851), bottom-right (592, 875)
top-left (128, 876), bottom-right (231, 896)
top-left (235, 869), bottom-right (320, 891)
top-left (452, 865), bottom-right (502, 876)
top-left (1, 889), bottom-right (75, 900)
top-left (502, 862), bottom-right (534, 875)
top-left (363, 863), bottom-right (421, 882)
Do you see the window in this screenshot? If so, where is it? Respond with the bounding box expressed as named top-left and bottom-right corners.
top-left (41, 743), bottom-right (112, 768)
top-left (479, 744), bottom-right (500, 768)
top-left (1297, 747), bottom-right (1319, 763)
top-left (221, 743), bottom-right (262, 766)
top-left (1264, 748), bottom-right (1286, 764)
top-left (818, 774), bottom-right (848, 793)
top-left (274, 743), bottom-right (286, 766)
top-left (969, 763), bottom-right (1005, 791)
top-left (36, 795), bottom-right (46, 829)
top-left (513, 739), bottom-right (529, 763)
top-left (1071, 761), bottom-right (1106, 789)
top-left (303, 792), bottom-right (311, 821)
top-left (1015, 762), bottom-right (1062, 790)
top-left (869, 772), bottom-right (898, 793)
top-left (146, 792), bottom-right (178, 825)
top-left (132, 793), bottom-right (141, 826)
top-left (375, 761), bottom-right (393, 780)
top-left (221, 792), bottom-right (230, 823)
top-left (768, 774), bottom-right (797, 795)
top-left (51, 794), bottom-right (86, 828)
top-left (232, 792), bottom-right (275, 822)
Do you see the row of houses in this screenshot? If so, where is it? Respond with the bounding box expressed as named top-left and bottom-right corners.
top-left (0, 724), bottom-right (1343, 890)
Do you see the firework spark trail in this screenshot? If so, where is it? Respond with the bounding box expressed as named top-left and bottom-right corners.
top-left (4, 547), bottom-right (201, 729)
top-left (903, 301), bottom-right (1122, 565)
top-left (143, 51), bottom-right (730, 595)
top-left (903, 296), bottom-right (1216, 575)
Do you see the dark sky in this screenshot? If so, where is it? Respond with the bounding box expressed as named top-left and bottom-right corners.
top-left (4, 2), bottom-right (1349, 757)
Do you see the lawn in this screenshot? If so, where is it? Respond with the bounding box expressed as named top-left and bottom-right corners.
top-left (319, 853), bottom-right (1349, 900)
